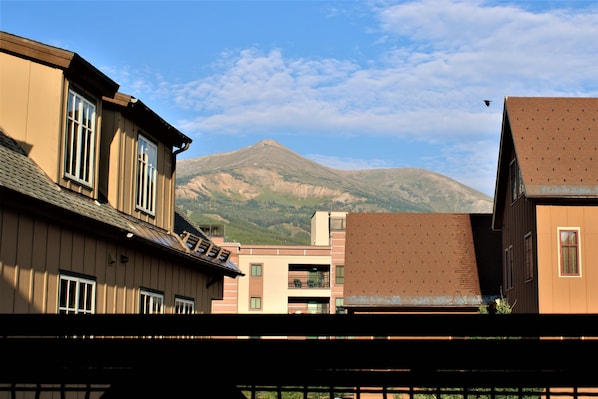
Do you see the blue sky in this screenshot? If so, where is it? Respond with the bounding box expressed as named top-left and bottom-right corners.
top-left (2, 1), bottom-right (598, 197)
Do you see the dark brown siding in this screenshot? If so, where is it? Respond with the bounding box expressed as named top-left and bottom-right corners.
top-left (500, 150), bottom-right (539, 313)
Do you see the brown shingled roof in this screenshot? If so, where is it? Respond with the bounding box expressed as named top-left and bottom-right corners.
top-left (344, 213), bottom-right (498, 311)
top-left (506, 96), bottom-right (598, 197)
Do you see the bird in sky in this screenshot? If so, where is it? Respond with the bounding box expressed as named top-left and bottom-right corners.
top-left (483, 100), bottom-right (492, 107)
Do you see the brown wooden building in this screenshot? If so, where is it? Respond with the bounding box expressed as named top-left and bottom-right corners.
top-left (492, 97), bottom-right (598, 313)
top-left (0, 31), bottom-right (243, 316)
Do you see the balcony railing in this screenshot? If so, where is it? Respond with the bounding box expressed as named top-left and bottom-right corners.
top-left (288, 272), bottom-right (330, 289)
top-left (287, 303), bottom-right (330, 314)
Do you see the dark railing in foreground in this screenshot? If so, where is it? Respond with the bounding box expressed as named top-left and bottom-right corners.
top-left (3, 313), bottom-right (598, 337)
top-left (2, 313), bottom-right (598, 398)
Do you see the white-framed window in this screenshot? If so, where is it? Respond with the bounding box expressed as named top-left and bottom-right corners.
top-left (58, 273), bottom-right (96, 314)
top-left (174, 296), bottom-right (195, 314)
top-left (139, 289), bottom-right (164, 314)
top-left (136, 134), bottom-right (157, 215)
top-left (250, 297), bottom-right (262, 310)
top-left (64, 88), bottom-right (96, 187)
top-left (558, 227), bottom-right (582, 277)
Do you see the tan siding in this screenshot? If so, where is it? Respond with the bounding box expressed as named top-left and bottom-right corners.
top-left (1, 209), bottom-right (216, 315)
top-left (15, 213), bottom-right (34, 312)
top-left (31, 220), bottom-right (50, 312)
top-left (45, 225), bottom-right (61, 313)
top-left (155, 144), bottom-right (170, 229)
top-left (0, 209), bottom-right (17, 312)
top-left (0, 54), bottom-right (64, 184)
top-left (163, 262), bottom-right (174, 309)
top-left (94, 240), bottom-right (108, 313)
top-left (536, 205), bottom-right (598, 313)
top-left (101, 109), bottom-right (175, 231)
top-left (115, 253), bottom-right (128, 313)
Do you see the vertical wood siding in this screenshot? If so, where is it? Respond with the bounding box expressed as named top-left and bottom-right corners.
top-left (101, 109), bottom-right (174, 232)
top-left (536, 205), bottom-right (598, 313)
top-left (500, 150), bottom-right (539, 313)
top-left (0, 207), bottom-right (219, 314)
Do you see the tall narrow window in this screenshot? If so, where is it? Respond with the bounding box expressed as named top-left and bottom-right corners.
top-left (64, 89), bottom-right (96, 187)
top-left (250, 297), bottom-right (262, 310)
top-left (335, 265), bottom-right (344, 285)
top-left (139, 289), bottom-right (164, 314)
top-left (524, 233), bottom-right (534, 281)
top-left (174, 296), bottom-right (195, 314)
top-left (559, 228), bottom-right (581, 277)
top-left (58, 273), bottom-right (96, 314)
top-left (251, 264), bottom-right (262, 277)
top-left (504, 245), bottom-right (513, 290)
top-left (509, 159), bottom-right (520, 203)
top-left (136, 134), bottom-right (157, 215)
top-left (335, 297), bottom-right (345, 314)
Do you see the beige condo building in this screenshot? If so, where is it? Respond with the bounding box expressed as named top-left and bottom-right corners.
top-left (211, 211), bottom-right (347, 314)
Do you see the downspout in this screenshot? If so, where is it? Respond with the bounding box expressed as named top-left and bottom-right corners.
top-left (173, 141), bottom-right (190, 157)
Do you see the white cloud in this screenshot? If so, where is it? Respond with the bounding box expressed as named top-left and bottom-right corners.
top-left (306, 154), bottom-right (394, 170)
top-left (106, 0), bottom-right (598, 195)
top-left (169, 1), bottom-right (596, 138)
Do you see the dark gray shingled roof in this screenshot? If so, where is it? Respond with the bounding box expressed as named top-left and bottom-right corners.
top-left (0, 128), bottom-right (242, 277)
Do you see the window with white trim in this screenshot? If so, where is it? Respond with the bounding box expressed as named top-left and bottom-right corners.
top-left (58, 273), bottom-right (96, 314)
top-left (174, 296), bottom-right (195, 314)
top-left (558, 227), bottom-right (581, 277)
top-left (136, 134), bottom-right (157, 215)
top-left (64, 88), bottom-right (96, 187)
top-left (139, 289), bottom-right (164, 314)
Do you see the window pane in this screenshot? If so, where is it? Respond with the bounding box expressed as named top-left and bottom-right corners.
top-left (559, 229), bottom-right (580, 276)
top-left (64, 90), bottom-right (95, 186)
top-left (58, 274), bottom-right (96, 314)
top-left (140, 290), bottom-right (164, 314)
top-left (336, 265), bottom-right (344, 285)
top-left (136, 135), bottom-right (157, 214)
top-left (175, 298), bottom-right (194, 314)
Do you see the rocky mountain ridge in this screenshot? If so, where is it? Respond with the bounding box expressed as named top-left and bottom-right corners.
top-left (175, 139), bottom-right (493, 245)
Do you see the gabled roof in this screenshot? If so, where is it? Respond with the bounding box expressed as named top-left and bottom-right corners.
top-left (343, 213), bottom-right (501, 311)
top-left (492, 97), bottom-right (598, 228)
top-left (0, 128), bottom-right (242, 278)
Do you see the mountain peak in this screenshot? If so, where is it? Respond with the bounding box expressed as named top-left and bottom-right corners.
top-left (251, 139), bottom-right (284, 148)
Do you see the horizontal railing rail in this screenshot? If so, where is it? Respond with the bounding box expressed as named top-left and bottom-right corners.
top-left (2, 313), bottom-right (598, 338)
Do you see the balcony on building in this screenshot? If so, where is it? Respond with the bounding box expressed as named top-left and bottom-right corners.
top-left (288, 264), bottom-right (330, 289)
